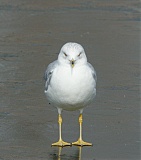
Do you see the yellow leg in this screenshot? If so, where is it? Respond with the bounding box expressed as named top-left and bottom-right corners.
top-left (51, 114), bottom-right (71, 147)
top-left (72, 114), bottom-right (92, 146)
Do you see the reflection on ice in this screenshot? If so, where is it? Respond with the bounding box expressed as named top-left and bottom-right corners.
top-left (49, 147), bottom-right (83, 160)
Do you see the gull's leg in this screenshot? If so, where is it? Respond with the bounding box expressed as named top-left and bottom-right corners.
top-left (52, 113), bottom-right (71, 147)
top-left (72, 113), bottom-right (92, 146)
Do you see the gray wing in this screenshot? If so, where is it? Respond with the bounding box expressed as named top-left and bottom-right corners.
top-left (44, 60), bottom-right (58, 91)
top-left (87, 62), bottom-right (97, 82)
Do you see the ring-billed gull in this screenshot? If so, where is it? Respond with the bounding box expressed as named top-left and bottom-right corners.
top-left (44, 42), bottom-right (97, 147)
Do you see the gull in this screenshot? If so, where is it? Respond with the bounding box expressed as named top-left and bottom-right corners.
top-left (44, 42), bottom-right (97, 147)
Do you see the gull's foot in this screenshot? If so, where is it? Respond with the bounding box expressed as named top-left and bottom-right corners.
top-left (51, 139), bottom-right (71, 147)
top-left (72, 138), bottom-right (92, 146)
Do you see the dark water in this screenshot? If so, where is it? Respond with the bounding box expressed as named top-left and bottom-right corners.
top-left (0, 0), bottom-right (140, 160)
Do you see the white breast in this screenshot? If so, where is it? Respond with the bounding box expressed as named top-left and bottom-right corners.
top-left (46, 65), bottom-right (96, 111)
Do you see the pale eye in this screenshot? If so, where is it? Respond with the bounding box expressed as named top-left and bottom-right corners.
top-left (78, 52), bottom-right (82, 57)
top-left (63, 52), bottom-right (67, 57)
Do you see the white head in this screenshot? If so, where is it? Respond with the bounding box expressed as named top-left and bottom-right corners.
top-left (58, 42), bottom-right (87, 68)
